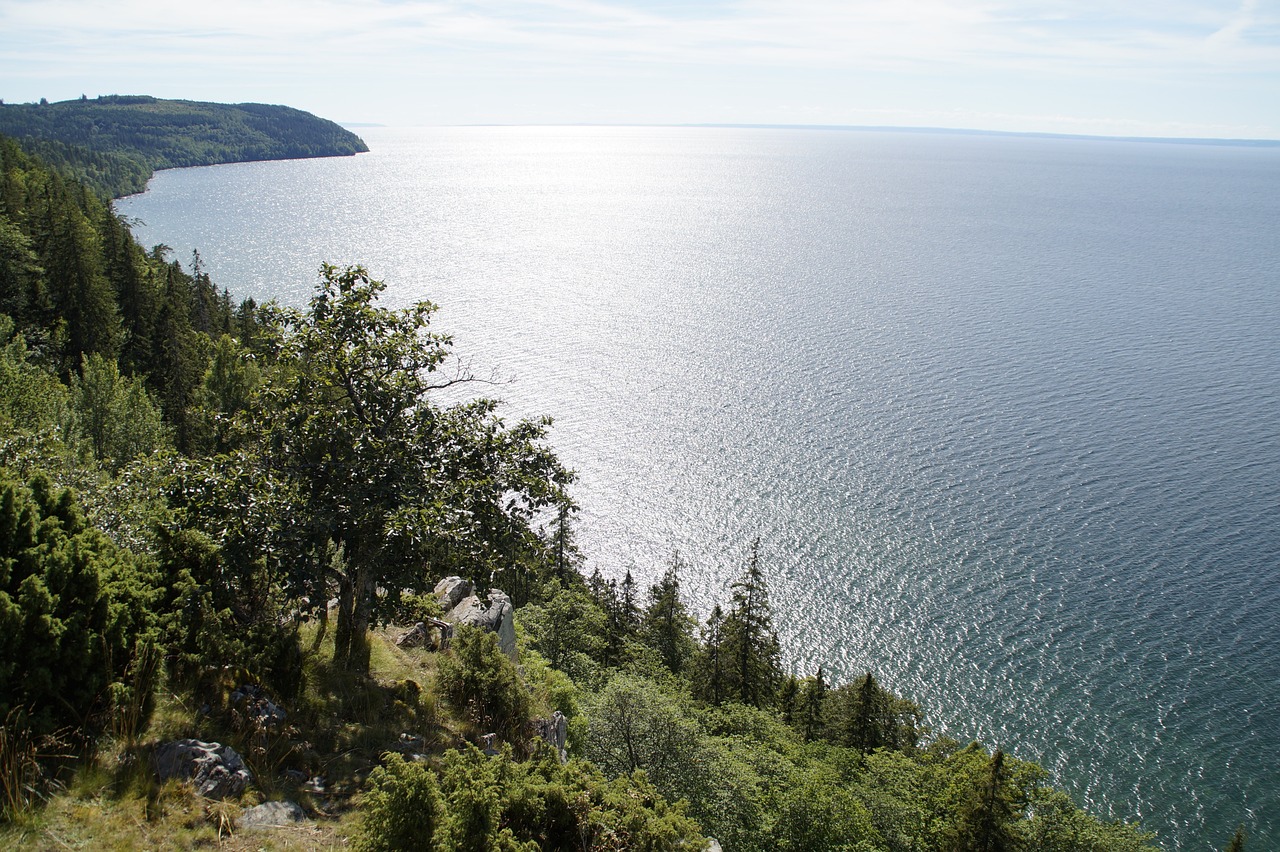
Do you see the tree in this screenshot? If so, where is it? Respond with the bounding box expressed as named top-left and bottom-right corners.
top-left (70, 352), bottom-right (169, 472)
top-left (828, 671), bottom-right (922, 754)
top-left (693, 604), bottom-right (726, 705)
top-left (794, 667), bottom-right (827, 742)
top-left (951, 748), bottom-right (1023, 852)
top-left (1224, 825), bottom-right (1247, 852)
top-left (719, 539), bottom-right (782, 707)
top-left (252, 265), bottom-right (572, 671)
top-left (641, 552), bottom-right (697, 675)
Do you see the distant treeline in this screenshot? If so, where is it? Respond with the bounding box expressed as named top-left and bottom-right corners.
top-left (0, 95), bottom-right (368, 197)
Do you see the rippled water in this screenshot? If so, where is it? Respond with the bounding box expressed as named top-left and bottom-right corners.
top-left (118, 127), bottom-right (1280, 849)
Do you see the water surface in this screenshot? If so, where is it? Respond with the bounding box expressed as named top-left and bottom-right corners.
top-left (120, 127), bottom-right (1280, 849)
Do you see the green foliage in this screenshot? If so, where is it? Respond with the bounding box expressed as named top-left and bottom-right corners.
top-left (949, 748), bottom-right (1024, 852)
top-left (356, 753), bottom-right (444, 852)
top-left (714, 539), bottom-right (783, 708)
top-left (356, 747), bottom-right (704, 852)
top-left (640, 553), bottom-right (697, 676)
top-left (827, 672), bottom-right (922, 754)
top-left (517, 578), bottom-right (606, 685)
top-left (0, 318), bottom-right (70, 434)
top-left (436, 626), bottom-right (530, 743)
top-left (0, 470), bottom-right (157, 739)
top-left (70, 352), bottom-right (169, 472)
top-left (251, 264), bottom-right (572, 672)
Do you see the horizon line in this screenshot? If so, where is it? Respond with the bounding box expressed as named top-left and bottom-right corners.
top-left (356, 121), bottom-right (1280, 147)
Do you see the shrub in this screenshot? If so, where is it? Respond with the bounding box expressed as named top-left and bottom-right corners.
top-left (356, 753), bottom-right (443, 852)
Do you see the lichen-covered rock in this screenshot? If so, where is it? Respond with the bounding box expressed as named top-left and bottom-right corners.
top-left (444, 589), bottom-right (516, 659)
top-left (152, 739), bottom-right (252, 800)
top-left (238, 800), bottom-right (307, 829)
top-left (533, 710), bottom-right (569, 763)
top-left (434, 576), bottom-right (473, 611)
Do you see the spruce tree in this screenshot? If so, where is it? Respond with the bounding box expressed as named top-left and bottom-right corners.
top-left (641, 552), bottom-right (696, 675)
top-left (695, 604), bottom-right (726, 705)
top-left (719, 538), bottom-right (782, 707)
top-left (951, 748), bottom-right (1022, 852)
top-left (795, 667), bottom-right (827, 742)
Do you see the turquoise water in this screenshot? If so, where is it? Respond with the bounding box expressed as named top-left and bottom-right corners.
top-left (119, 127), bottom-right (1280, 849)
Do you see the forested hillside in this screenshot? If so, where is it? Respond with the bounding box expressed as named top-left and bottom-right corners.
top-left (0, 131), bottom-right (1183, 850)
top-left (0, 95), bottom-right (367, 197)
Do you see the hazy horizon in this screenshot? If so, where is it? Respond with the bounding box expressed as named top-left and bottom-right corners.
top-left (2, 1), bottom-right (1277, 141)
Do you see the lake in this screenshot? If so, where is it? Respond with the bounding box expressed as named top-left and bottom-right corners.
top-left (118, 126), bottom-right (1280, 849)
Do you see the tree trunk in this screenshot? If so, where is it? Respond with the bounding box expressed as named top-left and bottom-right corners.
top-left (333, 571), bottom-right (355, 668)
top-left (346, 566), bottom-right (373, 673)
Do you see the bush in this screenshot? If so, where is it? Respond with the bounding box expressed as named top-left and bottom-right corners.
top-left (436, 626), bottom-right (529, 743)
top-left (356, 753), bottom-right (443, 852)
top-left (0, 470), bottom-right (157, 739)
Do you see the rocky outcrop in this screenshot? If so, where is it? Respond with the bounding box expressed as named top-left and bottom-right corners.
top-left (443, 589), bottom-right (516, 659)
top-left (396, 618), bottom-right (453, 650)
top-left (152, 739), bottom-right (252, 800)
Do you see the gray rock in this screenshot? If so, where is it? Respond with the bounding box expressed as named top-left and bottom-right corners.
top-left (434, 576), bottom-right (473, 611)
top-left (396, 621), bottom-right (431, 649)
top-left (444, 589), bottom-right (517, 659)
top-left (707, 840), bottom-right (723, 852)
top-left (152, 739), bottom-right (252, 800)
top-left (238, 800), bottom-right (307, 829)
top-left (229, 684), bottom-right (286, 729)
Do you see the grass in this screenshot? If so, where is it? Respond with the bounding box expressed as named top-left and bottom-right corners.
top-left (0, 621), bottom-right (461, 850)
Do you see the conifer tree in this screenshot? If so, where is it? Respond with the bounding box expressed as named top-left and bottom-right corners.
top-left (779, 675), bottom-right (799, 725)
top-left (951, 748), bottom-right (1023, 852)
top-left (641, 553), bottom-right (697, 675)
top-left (1224, 825), bottom-right (1246, 852)
top-left (795, 667), bottom-right (827, 742)
top-left (694, 604), bottom-right (726, 705)
top-left (720, 538), bottom-right (782, 707)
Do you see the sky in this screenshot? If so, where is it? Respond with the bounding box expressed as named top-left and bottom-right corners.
top-left (1, 0), bottom-right (1278, 139)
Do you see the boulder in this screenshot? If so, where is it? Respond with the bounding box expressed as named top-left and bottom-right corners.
top-left (238, 800), bottom-right (307, 829)
top-left (445, 589), bottom-right (516, 659)
top-left (152, 739), bottom-right (252, 800)
top-left (434, 576), bottom-right (473, 611)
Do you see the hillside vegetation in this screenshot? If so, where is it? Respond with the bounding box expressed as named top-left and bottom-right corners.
top-left (0, 95), bottom-right (367, 197)
top-left (0, 129), bottom-right (1212, 849)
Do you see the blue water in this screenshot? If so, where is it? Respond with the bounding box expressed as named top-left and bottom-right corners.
top-left (118, 127), bottom-right (1280, 849)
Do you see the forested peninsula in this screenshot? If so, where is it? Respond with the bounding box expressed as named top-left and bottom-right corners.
top-left (0, 124), bottom-right (1199, 850)
top-left (0, 95), bottom-right (367, 198)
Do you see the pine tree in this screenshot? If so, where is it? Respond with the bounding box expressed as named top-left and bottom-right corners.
top-left (1224, 825), bottom-right (1246, 852)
